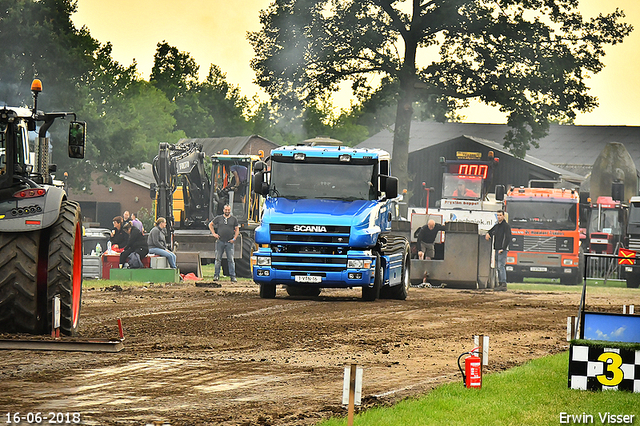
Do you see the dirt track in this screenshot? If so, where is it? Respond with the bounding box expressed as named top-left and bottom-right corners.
top-left (0, 280), bottom-right (636, 425)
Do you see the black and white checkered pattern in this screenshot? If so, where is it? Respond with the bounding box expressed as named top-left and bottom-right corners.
top-left (568, 344), bottom-right (640, 392)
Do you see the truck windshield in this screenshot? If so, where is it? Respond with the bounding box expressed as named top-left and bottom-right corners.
top-left (271, 161), bottom-right (376, 200)
top-left (589, 208), bottom-right (622, 235)
top-left (508, 200), bottom-right (578, 231)
top-left (630, 202), bottom-right (640, 224)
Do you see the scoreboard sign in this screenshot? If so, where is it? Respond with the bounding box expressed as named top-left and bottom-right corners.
top-left (568, 344), bottom-right (640, 392)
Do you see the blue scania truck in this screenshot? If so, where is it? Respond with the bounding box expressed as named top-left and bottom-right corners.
top-left (251, 145), bottom-right (411, 300)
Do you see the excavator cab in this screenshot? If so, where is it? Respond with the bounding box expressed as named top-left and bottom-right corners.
top-left (210, 155), bottom-right (259, 224)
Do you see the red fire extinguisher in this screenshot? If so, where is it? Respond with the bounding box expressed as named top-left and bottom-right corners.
top-left (458, 347), bottom-right (482, 389)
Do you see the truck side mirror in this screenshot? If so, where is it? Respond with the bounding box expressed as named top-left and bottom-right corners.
top-left (150, 183), bottom-right (157, 199)
top-left (495, 185), bottom-right (505, 201)
top-left (612, 181), bottom-right (624, 202)
top-left (384, 176), bottom-right (398, 199)
top-left (579, 191), bottom-right (590, 205)
top-left (253, 161), bottom-right (265, 172)
top-left (68, 121), bottom-right (86, 159)
top-left (253, 171), bottom-right (270, 196)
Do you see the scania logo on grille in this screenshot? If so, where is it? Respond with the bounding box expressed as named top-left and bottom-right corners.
top-left (293, 225), bottom-right (327, 232)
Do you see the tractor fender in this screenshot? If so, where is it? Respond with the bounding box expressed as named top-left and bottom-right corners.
top-left (0, 186), bottom-right (66, 232)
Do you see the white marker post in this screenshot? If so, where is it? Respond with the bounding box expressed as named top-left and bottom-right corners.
top-left (473, 335), bottom-right (489, 366)
top-left (51, 295), bottom-right (60, 338)
top-left (342, 364), bottom-right (363, 426)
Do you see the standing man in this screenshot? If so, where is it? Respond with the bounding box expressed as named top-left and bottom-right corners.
top-left (485, 210), bottom-right (512, 291)
top-left (122, 210), bottom-right (132, 226)
top-left (131, 212), bottom-right (144, 233)
top-left (208, 204), bottom-right (240, 282)
top-left (417, 219), bottom-right (446, 260)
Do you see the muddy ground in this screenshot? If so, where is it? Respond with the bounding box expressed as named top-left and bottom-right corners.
top-left (0, 280), bottom-right (637, 426)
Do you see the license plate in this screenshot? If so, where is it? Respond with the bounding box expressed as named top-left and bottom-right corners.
top-left (530, 266), bottom-right (547, 272)
top-left (294, 275), bottom-right (322, 283)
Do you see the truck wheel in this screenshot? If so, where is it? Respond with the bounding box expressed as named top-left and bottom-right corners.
top-left (362, 253), bottom-right (381, 301)
top-left (381, 244), bottom-right (411, 300)
top-left (394, 245), bottom-right (411, 300)
top-left (627, 273), bottom-right (640, 288)
top-left (259, 283), bottom-right (276, 299)
top-left (46, 201), bottom-right (83, 336)
top-left (0, 231), bottom-right (41, 334)
top-left (234, 234), bottom-right (255, 278)
top-left (286, 285), bottom-right (321, 297)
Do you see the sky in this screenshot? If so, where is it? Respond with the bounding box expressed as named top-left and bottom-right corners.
top-left (72, 0), bottom-right (640, 126)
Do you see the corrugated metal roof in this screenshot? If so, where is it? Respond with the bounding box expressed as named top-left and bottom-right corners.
top-left (358, 121), bottom-right (640, 171)
top-left (178, 135), bottom-right (277, 156)
top-left (121, 162), bottom-right (154, 187)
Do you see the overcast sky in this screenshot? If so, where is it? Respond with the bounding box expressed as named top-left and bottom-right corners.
top-left (72, 0), bottom-right (640, 126)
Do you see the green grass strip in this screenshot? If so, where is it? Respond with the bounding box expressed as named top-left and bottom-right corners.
top-left (319, 352), bottom-right (639, 426)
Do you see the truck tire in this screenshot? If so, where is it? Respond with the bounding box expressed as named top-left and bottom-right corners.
top-left (389, 245), bottom-right (411, 300)
top-left (259, 283), bottom-right (276, 299)
top-left (46, 201), bottom-right (83, 336)
top-left (627, 273), bottom-right (640, 288)
top-left (0, 231), bottom-right (41, 334)
top-left (362, 253), bottom-right (382, 301)
top-left (234, 234), bottom-right (255, 278)
top-left (286, 285), bottom-right (321, 298)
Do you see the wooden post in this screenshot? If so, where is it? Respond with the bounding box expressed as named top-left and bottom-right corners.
top-left (567, 316), bottom-right (577, 341)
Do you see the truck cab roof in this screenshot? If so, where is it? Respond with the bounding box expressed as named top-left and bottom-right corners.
top-left (272, 145), bottom-right (390, 162)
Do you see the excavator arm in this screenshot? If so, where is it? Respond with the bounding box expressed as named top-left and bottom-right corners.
top-left (152, 142), bottom-right (212, 247)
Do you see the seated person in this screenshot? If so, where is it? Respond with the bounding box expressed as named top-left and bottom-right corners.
top-left (229, 164), bottom-right (248, 193)
top-left (110, 216), bottom-right (129, 249)
top-left (119, 222), bottom-right (149, 268)
top-left (147, 217), bottom-right (177, 269)
top-left (452, 181), bottom-right (479, 198)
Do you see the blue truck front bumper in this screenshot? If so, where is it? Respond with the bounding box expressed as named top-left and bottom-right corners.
top-left (252, 250), bottom-right (377, 288)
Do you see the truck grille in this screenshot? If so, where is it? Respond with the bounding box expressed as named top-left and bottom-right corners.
top-left (628, 238), bottom-right (640, 251)
top-left (270, 224), bottom-right (350, 272)
top-left (522, 236), bottom-right (557, 252)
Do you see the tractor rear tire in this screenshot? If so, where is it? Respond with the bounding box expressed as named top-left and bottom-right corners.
top-left (46, 201), bottom-right (83, 336)
top-left (0, 231), bottom-right (41, 334)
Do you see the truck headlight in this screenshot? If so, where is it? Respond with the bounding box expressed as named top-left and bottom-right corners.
top-left (257, 256), bottom-right (271, 266)
top-left (625, 267), bottom-right (633, 272)
top-left (506, 256), bottom-right (515, 263)
top-left (563, 258), bottom-right (573, 266)
top-left (348, 259), bottom-right (364, 269)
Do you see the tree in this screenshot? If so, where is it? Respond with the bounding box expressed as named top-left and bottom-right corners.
top-left (150, 42), bottom-right (200, 102)
top-left (249, 0), bottom-right (632, 191)
top-left (151, 44), bottom-right (256, 138)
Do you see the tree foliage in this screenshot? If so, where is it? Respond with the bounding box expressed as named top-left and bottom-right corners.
top-left (249, 0), bottom-right (633, 189)
top-left (0, 0), bottom-right (186, 189)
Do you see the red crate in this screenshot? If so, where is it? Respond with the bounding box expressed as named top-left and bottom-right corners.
top-left (102, 254), bottom-right (150, 279)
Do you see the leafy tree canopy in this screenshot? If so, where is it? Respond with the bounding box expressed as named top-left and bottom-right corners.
top-left (249, 0), bottom-right (632, 189)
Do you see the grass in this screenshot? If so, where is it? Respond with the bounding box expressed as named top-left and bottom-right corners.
top-left (318, 352), bottom-right (640, 426)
